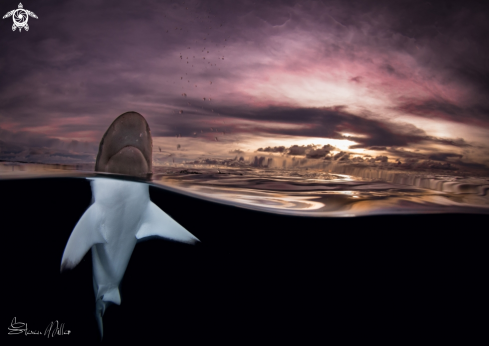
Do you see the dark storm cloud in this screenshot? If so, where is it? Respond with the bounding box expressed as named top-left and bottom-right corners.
top-left (385, 148), bottom-right (427, 160)
top-left (215, 105), bottom-right (431, 148)
top-left (2, 0), bottom-right (488, 128)
top-left (333, 152), bottom-right (350, 161)
top-left (287, 145), bottom-right (311, 156)
top-left (0, 0), bottom-right (235, 135)
top-left (395, 99), bottom-right (489, 126)
top-left (0, 0), bottom-right (488, 171)
top-left (301, 0), bottom-right (489, 126)
top-left (382, 148), bottom-right (489, 173)
top-left (356, 0), bottom-right (487, 90)
top-left (0, 127), bottom-right (96, 151)
top-left (428, 153), bottom-right (463, 161)
top-left (158, 102), bottom-right (483, 167)
top-left (0, 127), bottom-right (97, 163)
top-left (281, 144), bottom-right (336, 158)
top-left (257, 146), bottom-right (286, 153)
top-left (450, 160), bottom-right (489, 172)
top-left (349, 76), bottom-right (362, 83)
top-left (382, 144), bottom-right (474, 167)
top-left (306, 144), bottom-right (336, 159)
top-left (380, 64), bottom-right (406, 80)
top-left (426, 137), bottom-right (472, 148)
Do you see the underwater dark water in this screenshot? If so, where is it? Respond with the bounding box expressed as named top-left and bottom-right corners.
top-left (2, 167), bottom-right (487, 343)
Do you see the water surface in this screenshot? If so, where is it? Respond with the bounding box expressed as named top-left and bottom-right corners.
top-left (3, 161), bottom-right (488, 217)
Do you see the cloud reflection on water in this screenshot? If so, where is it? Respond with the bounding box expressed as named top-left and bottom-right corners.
top-left (152, 167), bottom-right (489, 217)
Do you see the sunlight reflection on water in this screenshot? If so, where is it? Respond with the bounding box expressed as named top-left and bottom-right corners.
top-left (2, 162), bottom-right (488, 217)
top-left (151, 166), bottom-right (489, 216)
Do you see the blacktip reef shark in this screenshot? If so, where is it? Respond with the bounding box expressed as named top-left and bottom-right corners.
top-left (60, 112), bottom-right (199, 338)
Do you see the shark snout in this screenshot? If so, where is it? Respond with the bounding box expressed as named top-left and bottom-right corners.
top-left (104, 146), bottom-right (149, 176)
top-left (95, 111), bottom-right (153, 176)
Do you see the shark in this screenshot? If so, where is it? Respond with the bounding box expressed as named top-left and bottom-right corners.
top-left (60, 112), bottom-right (199, 338)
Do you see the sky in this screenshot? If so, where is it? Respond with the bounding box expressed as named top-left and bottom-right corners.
top-left (1, 0), bottom-right (488, 174)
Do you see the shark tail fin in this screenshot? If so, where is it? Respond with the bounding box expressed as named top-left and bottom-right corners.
top-left (95, 290), bottom-right (119, 340)
top-left (60, 204), bottom-right (107, 272)
top-left (95, 299), bottom-right (107, 340)
top-left (136, 201), bottom-right (199, 244)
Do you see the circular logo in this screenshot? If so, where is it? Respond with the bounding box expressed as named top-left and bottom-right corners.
top-left (13, 9), bottom-right (27, 27)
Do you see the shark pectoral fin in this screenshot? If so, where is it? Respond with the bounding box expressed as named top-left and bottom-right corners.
top-left (136, 202), bottom-right (200, 244)
top-left (60, 205), bottom-right (107, 272)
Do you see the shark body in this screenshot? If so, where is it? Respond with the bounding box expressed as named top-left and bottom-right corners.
top-left (61, 177), bottom-right (199, 336)
top-left (60, 111), bottom-right (198, 338)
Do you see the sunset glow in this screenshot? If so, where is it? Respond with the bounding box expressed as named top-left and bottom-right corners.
top-left (1, 0), bottom-right (488, 174)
